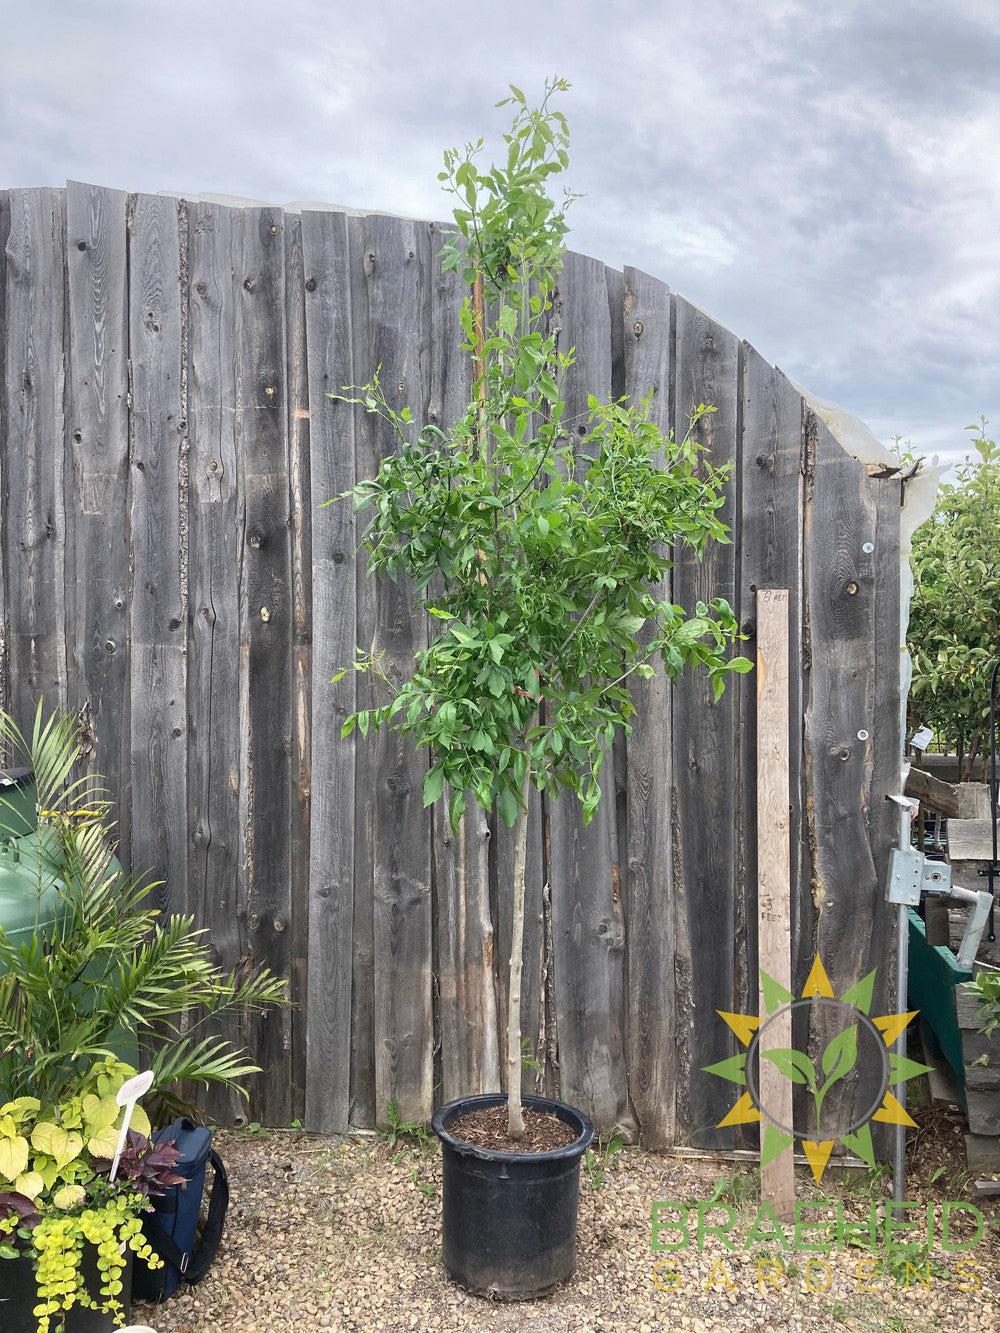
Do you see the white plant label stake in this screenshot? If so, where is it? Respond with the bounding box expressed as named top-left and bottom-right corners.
top-left (109, 1069), bottom-right (155, 1184)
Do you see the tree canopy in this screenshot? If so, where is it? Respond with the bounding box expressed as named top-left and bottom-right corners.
top-left (908, 419), bottom-right (1000, 768)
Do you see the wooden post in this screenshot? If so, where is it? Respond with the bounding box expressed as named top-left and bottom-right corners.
top-left (756, 588), bottom-right (795, 1219)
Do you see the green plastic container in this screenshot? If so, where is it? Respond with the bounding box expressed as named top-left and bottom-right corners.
top-left (907, 908), bottom-right (972, 1089)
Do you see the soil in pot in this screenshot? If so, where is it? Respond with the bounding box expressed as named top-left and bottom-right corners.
top-left (433, 1093), bottom-right (594, 1300)
top-left (448, 1104), bottom-right (577, 1152)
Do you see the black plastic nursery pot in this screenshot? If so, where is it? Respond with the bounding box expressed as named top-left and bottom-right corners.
top-left (0, 1248), bottom-right (132, 1332)
top-left (431, 1092), bottom-right (594, 1300)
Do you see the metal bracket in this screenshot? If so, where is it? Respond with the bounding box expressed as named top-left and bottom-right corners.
top-left (886, 846), bottom-right (951, 905)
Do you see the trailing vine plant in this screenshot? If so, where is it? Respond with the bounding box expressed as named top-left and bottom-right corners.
top-left (330, 79), bottom-right (750, 1138)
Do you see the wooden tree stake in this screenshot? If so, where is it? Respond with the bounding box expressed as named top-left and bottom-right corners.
top-left (756, 588), bottom-right (795, 1220)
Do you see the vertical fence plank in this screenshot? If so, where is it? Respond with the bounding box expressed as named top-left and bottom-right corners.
top-left (64, 182), bottom-right (130, 820)
top-left (622, 266), bottom-right (676, 1148)
top-left (755, 588), bottom-right (795, 1220)
top-left (738, 352), bottom-right (809, 1133)
top-left (4, 189), bottom-right (68, 728)
top-left (285, 212), bottom-right (311, 1121)
top-left (428, 221), bottom-right (501, 1104)
top-left (802, 414), bottom-right (885, 1127)
top-left (738, 352), bottom-right (807, 996)
top-left (363, 213), bottom-right (433, 1125)
top-left (127, 194), bottom-right (188, 921)
top-left (232, 206), bottom-right (294, 1123)
top-left (344, 213), bottom-right (377, 1128)
top-left (548, 250), bottom-right (633, 1136)
top-left (302, 207), bottom-right (356, 1132)
top-left (187, 199), bottom-right (243, 1123)
top-left (0, 189), bottom-right (11, 726)
top-left (671, 296), bottom-right (740, 1148)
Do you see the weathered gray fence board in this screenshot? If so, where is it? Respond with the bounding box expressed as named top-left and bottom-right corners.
top-left (549, 250), bottom-right (633, 1137)
top-left (4, 189), bottom-right (68, 727)
top-left (344, 213), bottom-right (377, 1129)
top-left (0, 185), bottom-right (905, 1142)
top-left (126, 193), bottom-right (188, 930)
top-left (428, 223), bottom-right (501, 1104)
top-left (285, 212), bottom-right (311, 1120)
top-left (364, 213), bottom-right (434, 1126)
top-left (802, 414), bottom-right (898, 1128)
top-left (302, 207), bottom-right (356, 1132)
top-left (64, 182), bottom-right (130, 822)
top-left (737, 352), bottom-right (806, 989)
top-left (737, 351), bottom-right (808, 1139)
top-left (0, 189), bottom-right (10, 725)
top-left (622, 266), bottom-right (677, 1149)
top-left (232, 206), bottom-right (294, 1123)
top-left (868, 474), bottom-right (903, 1023)
top-left (671, 296), bottom-right (740, 1148)
top-left (186, 199), bottom-right (243, 1122)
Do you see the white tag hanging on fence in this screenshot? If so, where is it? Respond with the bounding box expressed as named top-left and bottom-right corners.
top-left (910, 725), bottom-right (933, 752)
top-left (109, 1069), bottom-right (155, 1185)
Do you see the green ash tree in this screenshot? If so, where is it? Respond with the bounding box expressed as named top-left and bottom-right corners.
top-left (330, 79), bottom-right (750, 1139)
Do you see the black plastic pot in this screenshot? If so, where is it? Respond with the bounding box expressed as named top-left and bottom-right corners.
top-left (431, 1092), bottom-right (594, 1300)
top-left (0, 1248), bottom-right (132, 1331)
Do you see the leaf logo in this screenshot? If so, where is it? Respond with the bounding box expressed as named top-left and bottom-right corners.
top-left (703, 955), bottom-right (930, 1183)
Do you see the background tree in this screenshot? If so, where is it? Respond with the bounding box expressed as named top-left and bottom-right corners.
top-left (908, 420), bottom-right (1000, 775)
top-left (331, 80), bottom-right (749, 1139)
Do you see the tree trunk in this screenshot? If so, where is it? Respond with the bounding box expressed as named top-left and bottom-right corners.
top-left (506, 766), bottom-right (531, 1139)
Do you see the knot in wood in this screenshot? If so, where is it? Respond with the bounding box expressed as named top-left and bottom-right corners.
top-left (305, 277), bottom-right (317, 292)
top-left (76, 240), bottom-right (87, 252)
top-left (260, 606), bottom-right (271, 622)
top-left (104, 639), bottom-right (116, 653)
top-left (243, 276), bottom-right (256, 291)
top-left (272, 915), bottom-right (286, 931)
top-left (332, 550), bottom-right (345, 564)
top-left (195, 281), bottom-right (207, 296)
top-left (633, 320), bottom-right (643, 337)
top-left (846, 580), bottom-right (859, 596)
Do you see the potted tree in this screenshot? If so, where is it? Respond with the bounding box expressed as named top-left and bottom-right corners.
top-left (332, 79), bottom-right (749, 1298)
top-left (0, 706), bottom-right (286, 1331)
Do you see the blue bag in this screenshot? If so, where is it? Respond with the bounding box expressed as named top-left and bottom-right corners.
top-left (132, 1118), bottom-right (229, 1302)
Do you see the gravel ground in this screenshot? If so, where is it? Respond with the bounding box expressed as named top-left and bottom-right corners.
top-left (138, 1109), bottom-right (998, 1333)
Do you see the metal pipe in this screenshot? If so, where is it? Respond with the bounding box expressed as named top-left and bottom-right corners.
top-left (892, 794), bottom-right (914, 1208)
top-left (988, 657), bottom-right (998, 941)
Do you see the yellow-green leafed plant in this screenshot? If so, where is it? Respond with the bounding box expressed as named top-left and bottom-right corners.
top-left (0, 1058), bottom-right (179, 1331)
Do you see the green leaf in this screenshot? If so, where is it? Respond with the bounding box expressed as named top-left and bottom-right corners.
top-left (759, 1048), bottom-right (816, 1089)
top-left (0, 1135), bottom-right (29, 1183)
top-left (819, 1025), bottom-right (858, 1085)
top-left (497, 787), bottom-right (518, 828)
top-left (423, 767), bottom-right (445, 807)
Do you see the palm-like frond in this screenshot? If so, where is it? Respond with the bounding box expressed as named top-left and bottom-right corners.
top-left (0, 704), bottom-right (287, 1110)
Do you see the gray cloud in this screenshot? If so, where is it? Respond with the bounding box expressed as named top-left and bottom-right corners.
top-left (2, 0), bottom-right (997, 467)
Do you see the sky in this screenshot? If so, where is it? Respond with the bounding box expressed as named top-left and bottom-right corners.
top-left (2, 1), bottom-right (998, 470)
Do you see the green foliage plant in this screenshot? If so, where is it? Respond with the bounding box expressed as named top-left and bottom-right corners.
top-left (329, 80), bottom-right (749, 1138)
top-left (0, 705), bottom-right (287, 1329)
top-left (0, 704), bottom-right (287, 1110)
top-left (908, 420), bottom-right (1000, 771)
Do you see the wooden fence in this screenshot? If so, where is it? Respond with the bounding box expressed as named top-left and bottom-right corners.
top-left (0, 182), bottom-right (903, 1144)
